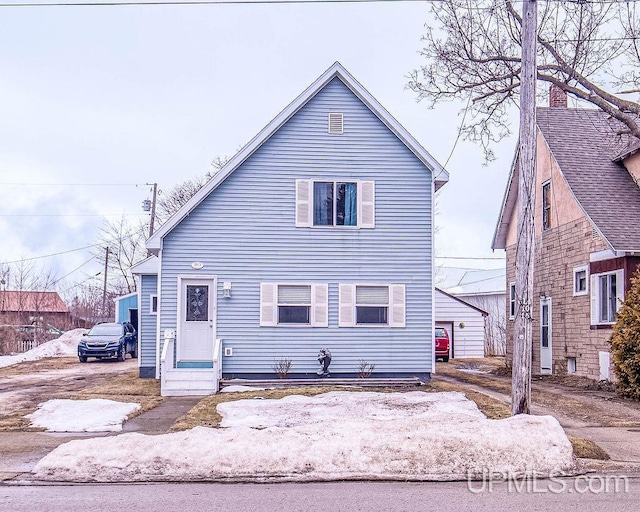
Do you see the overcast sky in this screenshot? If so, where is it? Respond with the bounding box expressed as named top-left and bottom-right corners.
top-left (0, 0), bottom-right (513, 297)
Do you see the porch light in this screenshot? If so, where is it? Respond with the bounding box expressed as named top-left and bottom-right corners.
top-left (223, 282), bottom-right (232, 298)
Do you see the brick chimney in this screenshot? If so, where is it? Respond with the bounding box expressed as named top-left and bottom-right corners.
top-left (549, 84), bottom-right (567, 108)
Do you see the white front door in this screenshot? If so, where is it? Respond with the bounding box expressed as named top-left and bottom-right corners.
top-left (540, 297), bottom-right (552, 374)
top-left (178, 277), bottom-right (216, 362)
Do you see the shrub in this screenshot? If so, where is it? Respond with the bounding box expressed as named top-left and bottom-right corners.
top-left (272, 357), bottom-right (292, 379)
top-left (356, 359), bottom-right (376, 378)
top-left (610, 266), bottom-right (640, 400)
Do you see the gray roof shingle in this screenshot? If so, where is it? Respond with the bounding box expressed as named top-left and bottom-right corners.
top-left (536, 107), bottom-right (640, 252)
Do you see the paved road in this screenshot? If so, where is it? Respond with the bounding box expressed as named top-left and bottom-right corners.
top-left (2, 479), bottom-right (638, 512)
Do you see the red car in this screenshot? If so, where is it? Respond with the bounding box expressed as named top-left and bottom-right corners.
top-left (435, 327), bottom-right (450, 362)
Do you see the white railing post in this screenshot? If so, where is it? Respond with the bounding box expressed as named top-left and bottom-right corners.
top-left (161, 329), bottom-right (175, 396)
top-left (213, 338), bottom-right (222, 393)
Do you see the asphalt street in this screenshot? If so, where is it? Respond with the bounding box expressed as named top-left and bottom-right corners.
top-left (2, 479), bottom-right (639, 512)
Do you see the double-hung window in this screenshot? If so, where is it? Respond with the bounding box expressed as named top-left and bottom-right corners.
top-left (339, 284), bottom-right (405, 327)
top-left (277, 285), bottom-right (311, 324)
top-left (313, 181), bottom-right (358, 227)
top-left (590, 269), bottom-right (624, 325)
top-left (295, 179), bottom-right (375, 229)
top-left (260, 283), bottom-right (328, 327)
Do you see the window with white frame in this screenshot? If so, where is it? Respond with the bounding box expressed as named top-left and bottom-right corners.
top-left (542, 181), bottom-right (552, 231)
top-left (260, 283), bottom-right (328, 327)
top-left (338, 284), bottom-right (405, 327)
top-left (590, 269), bottom-right (624, 325)
top-left (150, 294), bottom-right (158, 314)
top-left (295, 179), bottom-right (375, 229)
top-left (509, 282), bottom-right (516, 320)
top-left (573, 265), bottom-right (588, 296)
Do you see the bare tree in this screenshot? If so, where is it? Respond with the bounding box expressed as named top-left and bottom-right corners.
top-left (156, 156), bottom-right (230, 224)
top-left (94, 216), bottom-right (148, 295)
top-left (408, 0), bottom-right (640, 161)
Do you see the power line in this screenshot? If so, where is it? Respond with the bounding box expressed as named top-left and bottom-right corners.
top-left (0, 243), bottom-right (103, 265)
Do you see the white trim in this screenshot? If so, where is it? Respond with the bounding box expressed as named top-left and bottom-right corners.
top-left (572, 264), bottom-right (589, 297)
top-left (131, 255), bottom-right (159, 275)
top-left (590, 249), bottom-right (618, 262)
top-left (149, 294), bottom-right (158, 315)
top-left (540, 296), bottom-right (552, 375)
top-left (590, 269), bottom-right (624, 325)
top-left (136, 286), bottom-right (141, 371)
top-left (147, 62), bottom-right (447, 250)
top-left (431, 178), bottom-right (436, 373)
top-left (155, 248), bottom-right (162, 379)
top-left (114, 291), bottom-right (137, 302)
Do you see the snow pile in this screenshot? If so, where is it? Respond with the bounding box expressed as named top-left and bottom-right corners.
top-left (220, 385), bottom-right (268, 393)
top-left (33, 391), bottom-right (575, 482)
top-left (25, 399), bottom-right (141, 432)
top-left (0, 328), bottom-right (87, 369)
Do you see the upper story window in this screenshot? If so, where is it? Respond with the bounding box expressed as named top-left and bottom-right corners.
top-left (542, 181), bottom-right (552, 231)
top-left (590, 269), bottom-right (624, 325)
top-left (509, 282), bottom-right (516, 320)
top-left (295, 179), bottom-right (375, 229)
top-left (573, 265), bottom-right (588, 297)
top-left (314, 181), bottom-right (357, 226)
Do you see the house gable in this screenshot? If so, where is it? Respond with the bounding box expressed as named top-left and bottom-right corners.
top-left (152, 65), bottom-right (443, 379)
top-left (147, 62), bottom-right (448, 251)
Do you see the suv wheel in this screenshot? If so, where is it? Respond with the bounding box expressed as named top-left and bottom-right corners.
top-left (117, 346), bottom-right (127, 362)
top-left (79, 355), bottom-right (87, 363)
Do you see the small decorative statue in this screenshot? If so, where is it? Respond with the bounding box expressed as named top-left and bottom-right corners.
top-left (317, 348), bottom-right (332, 378)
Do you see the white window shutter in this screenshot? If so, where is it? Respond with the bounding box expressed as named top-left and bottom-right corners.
top-left (616, 269), bottom-right (625, 313)
top-left (311, 284), bottom-right (328, 327)
top-left (389, 284), bottom-right (406, 327)
top-left (590, 274), bottom-right (598, 325)
top-left (338, 284), bottom-right (355, 327)
top-left (260, 283), bottom-right (277, 326)
top-left (358, 181), bottom-right (375, 229)
top-left (295, 179), bottom-right (312, 227)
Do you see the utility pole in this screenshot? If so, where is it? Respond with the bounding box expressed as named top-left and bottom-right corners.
top-left (147, 182), bottom-right (158, 237)
top-left (513, 0), bottom-right (537, 415)
top-left (102, 247), bottom-right (110, 318)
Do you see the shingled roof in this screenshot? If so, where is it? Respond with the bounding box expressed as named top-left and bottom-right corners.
top-left (493, 108), bottom-right (640, 252)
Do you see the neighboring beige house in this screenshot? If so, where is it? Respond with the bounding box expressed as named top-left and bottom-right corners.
top-left (492, 86), bottom-right (640, 381)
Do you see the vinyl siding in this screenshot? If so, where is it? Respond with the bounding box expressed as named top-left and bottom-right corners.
top-left (139, 274), bottom-right (158, 375)
top-left (435, 290), bottom-right (485, 358)
top-left (158, 77), bottom-right (434, 377)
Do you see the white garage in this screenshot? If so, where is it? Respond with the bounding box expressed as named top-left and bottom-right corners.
top-left (435, 288), bottom-right (487, 359)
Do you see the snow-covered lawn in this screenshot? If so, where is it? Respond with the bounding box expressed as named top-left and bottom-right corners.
top-left (33, 391), bottom-right (575, 482)
top-left (0, 329), bottom-right (87, 369)
top-left (25, 398), bottom-right (141, 432)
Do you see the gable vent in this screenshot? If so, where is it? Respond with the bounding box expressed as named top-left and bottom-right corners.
top-left (328, 113), bottom-right (344, 134)
top-left (592, 226), bottom-right (600, 240)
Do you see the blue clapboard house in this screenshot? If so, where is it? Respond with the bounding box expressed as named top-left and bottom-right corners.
top-left (131, 63), bottom-right (449, 396)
